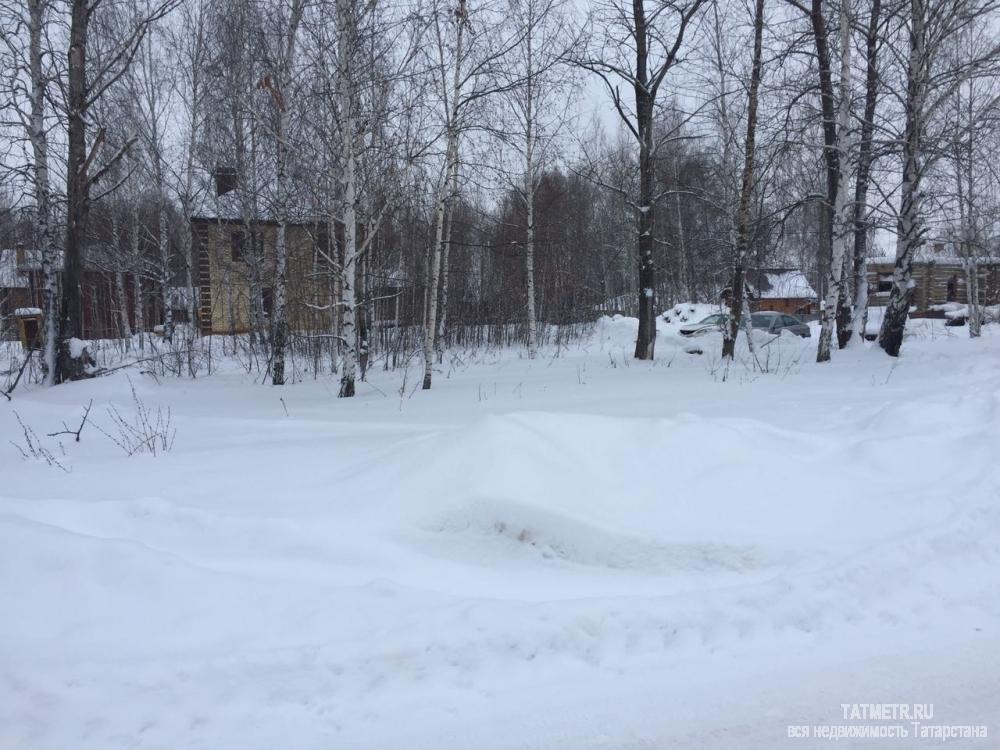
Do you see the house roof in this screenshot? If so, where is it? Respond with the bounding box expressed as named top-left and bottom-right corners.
top-left (745, 269), bottom-right (816, 300)
top-left (868, 237), bottom-right (1000, 264)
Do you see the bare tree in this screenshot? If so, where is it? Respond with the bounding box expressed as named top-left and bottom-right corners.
top-left (878, 0), bottom-right (1000, 356)
top-left (848, 0), bottom-right (884, 343)
top-left (579, 0), bottom-right (708, 360)
top-left (58, 0), bottom-right (178, 381)
top-left (24, 0), bottom-right (58, 383)
top-left (496, 0), bottom-right (577, 359)
top-left (260, 0), bottom-right (305, 386)
top-left (722, 0), bottom-right (766, 359)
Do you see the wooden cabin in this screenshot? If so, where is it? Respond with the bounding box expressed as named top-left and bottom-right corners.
top-left (867, 257), bottom-right (1000, 314)
top-left (191, 217), bottom-right (335, 336)
top-left (721, 268), bottom-right (818, 316)
top-left (2, 245), bottom-right (161, 341)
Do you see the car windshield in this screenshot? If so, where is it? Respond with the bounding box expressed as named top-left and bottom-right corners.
top-left (697, 314), bottom-right (725, 324)
top-left (751, 314), bottom-right (776, 327)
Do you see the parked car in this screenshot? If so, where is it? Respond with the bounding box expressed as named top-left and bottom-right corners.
top-left (678, 313), bottom-right (730, 337)
top-left (750, 311), bottom-right (811, 337)
top-left (678, 311), bottom-right (811, 338)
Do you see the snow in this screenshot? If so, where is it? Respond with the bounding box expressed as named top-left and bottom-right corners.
top-left (929, 302), bottom-right (1000, 323)
top-left (67, 337), bottom-right (87, 359)
top-left (13, 307), bottom-right (42, 316)
top-left (759, 270), bottom-right (816, 299)
top-left (659, 301), bottom-right (725, 325)
top-left (3, 317), bottom-right (1000, 749)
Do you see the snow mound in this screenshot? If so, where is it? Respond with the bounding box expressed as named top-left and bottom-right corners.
top-left (420, 495), bottom-right (762, 575)
top-left (929, 301), bottom-right (1000, 324)
top-left (660, 302), bottom-right (725, 325)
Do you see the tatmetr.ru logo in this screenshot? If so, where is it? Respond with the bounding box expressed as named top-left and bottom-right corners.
top-left (841, 703), bottom-right (934, 721)
top-left (787, 703), bottom-right (989, 743)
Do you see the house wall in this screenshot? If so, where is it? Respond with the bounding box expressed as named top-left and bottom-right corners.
top-left (756, 298), bottom-right (815, 315)
top-left (193, 219), bottom-right (334, 335)
top-left (867, 262), bottom-right (1000, 312)
top-left (18, 270), bottom-right (159, 339)
top-left (1, 287), bottom-right (32, 339)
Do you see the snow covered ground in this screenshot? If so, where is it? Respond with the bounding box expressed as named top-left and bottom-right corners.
top-left (3, 316), bottom-right (1000, 749)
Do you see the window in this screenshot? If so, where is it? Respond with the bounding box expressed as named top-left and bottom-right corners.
top-left (783, 315), bottom-right (800, 327)
top-left (231, 231), bottom-right (246, 262)
top-left (946, 274), bottom-right (958, 302)
top-left (315, 226), bottom-right (331, 264)
top-left (231, 231), bottom-right (263, 262)
top-left (876, 275), bottom-right (893, 294)
top-left (261, 287), bottom-right (274, 318)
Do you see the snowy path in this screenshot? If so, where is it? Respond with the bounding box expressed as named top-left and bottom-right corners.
top-left (3, 319), bottom-right (1000, 748)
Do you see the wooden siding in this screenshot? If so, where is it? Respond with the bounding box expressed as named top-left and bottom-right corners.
top-left (192, 218), bottom-right (334, 336)
top-left (867, 261), bottom-right (1000, 312)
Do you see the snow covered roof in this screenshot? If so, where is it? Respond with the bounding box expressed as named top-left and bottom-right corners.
top-left (745, 269), bottom-right (816, 300)
top-left (868, 238), bottom-right (1000, 264)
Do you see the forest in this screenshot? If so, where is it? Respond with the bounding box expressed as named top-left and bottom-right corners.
top-left (2, 0), bottom-right (997, 397)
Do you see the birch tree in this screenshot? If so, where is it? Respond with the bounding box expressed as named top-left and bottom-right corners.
top-left (421, 0), bottom-right (524, 388)
top-left (422, 0), bottom-right (468, 389)
top-left (579, 0), bottom-right (709, 360)
top-left (783, 0), bottom-right (853, 362)
top-left (57, 0), bottom-right (178, 381)
top-left (878, 0), bottom-right (1000, 356)
top-left (260, 0), bottom-right (305, 386)
top-left (722, 0), bottom-right (766, 360)
top-left (941, 32), bottom-right (1000, 338)
top-left (848, 0), bottom-right (884, 342)
top-left (127, 10), bottom-right (176, 343)
top-left (22, 0), bottom-right (58, 382)
top-left (169, 0), bottom-right (210, 346)
top-left (497, 0), bottom-right (577, 359)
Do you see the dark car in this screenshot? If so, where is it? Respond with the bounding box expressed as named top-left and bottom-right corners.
top-left (750, 311), bottom-right (811, 337)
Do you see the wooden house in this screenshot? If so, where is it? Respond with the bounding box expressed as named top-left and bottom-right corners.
top-left (721, 268), bottom-right (818, 316)
top-left (867, 252), bottom-right (1000, 313)
top-left (191, 216), bottom-right (335, 336)
top-left (3, 244), bottom-right (160, 341)
top-left (0, 247), bottom-right (32, 338)
top-left (745, 269), bottom-right (818, 315)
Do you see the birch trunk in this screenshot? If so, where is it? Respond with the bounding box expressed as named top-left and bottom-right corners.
top-left (422, 0), bottom-right (466, 390)
top-left (337, 0), bottom-right (359, 398)
top-left (523, 19), bottom-right (538, 359)
top-left (423, 155), bottom-right (452, 390)
top-left (879, 0), bottom-right (926, 357)
top-left (269, 0), bottom-right (303, 386)
top-left (849, 0), bottom-right (881, 343)
top-left (435, 160), bottom-right (458, 362)
top-left (722, 0), bottom-right (765, 360)
top-left (130, 199), bottom-right (146, 341)
top-left (525, 166), bottom-right (539, 359)
top-left (157, 198), bottom-right (174, 343)
top-left (817, 0), bottom-right (852, 362)
top-left (27, 0), bottom-right (57, 384)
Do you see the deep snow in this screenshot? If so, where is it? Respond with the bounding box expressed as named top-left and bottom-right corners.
top-left (3, 316), bottom-right (1000, 749)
